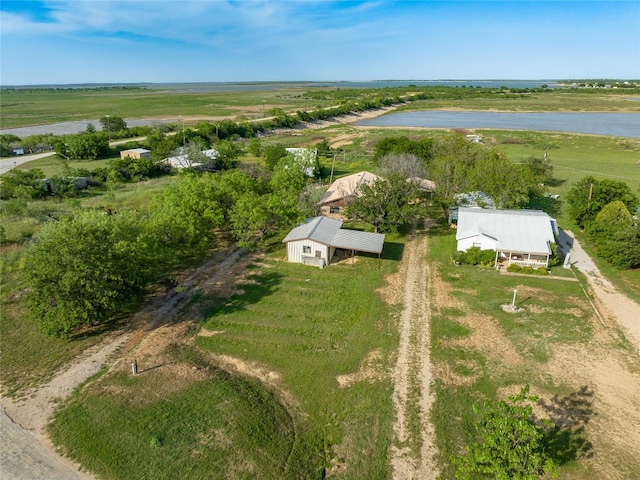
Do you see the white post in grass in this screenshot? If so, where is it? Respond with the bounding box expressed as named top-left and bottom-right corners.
top-left (511, 289), bottom-right (517, 308)
top-left (131, 359), bottom-right (138, 375)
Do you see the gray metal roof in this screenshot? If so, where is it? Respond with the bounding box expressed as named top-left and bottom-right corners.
top-left (283, 216), bottom-right (385, 254)
top-left (282, 216), bottom-right (343, 245)
top-left (456, 207), bottom-right (556, 254)
top-left (331, 229), bottom-right (385, 254)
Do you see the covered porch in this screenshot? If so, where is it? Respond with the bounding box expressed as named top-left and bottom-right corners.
top-left (497, 250), bottom-right (549, 269)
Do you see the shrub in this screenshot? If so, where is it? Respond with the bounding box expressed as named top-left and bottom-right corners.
top-left (507, 264), bottom-right (522, 273)
top-left (535, 267), bottom-right (549, 275)
top-left (522, 266), bottom-right (534, 274)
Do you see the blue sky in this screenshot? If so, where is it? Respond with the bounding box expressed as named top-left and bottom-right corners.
top-left (1, 1), bottom-right (638, 85)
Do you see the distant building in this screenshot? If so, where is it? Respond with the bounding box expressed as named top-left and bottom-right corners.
top-left (318, 171), bottom-right (381, 216)
top-left (162, 148), bottom-right (218, 169)
top-left (120, 148), bottom-right (151, 160)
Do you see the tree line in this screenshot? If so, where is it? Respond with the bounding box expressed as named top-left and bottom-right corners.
top-left (24, 156), bottom-right (309, 337)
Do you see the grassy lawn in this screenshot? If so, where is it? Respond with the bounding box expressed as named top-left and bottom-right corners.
top-left (46, 237), bottom-right (404, 479)
top-left (49, 362), bottom-right (310, 480)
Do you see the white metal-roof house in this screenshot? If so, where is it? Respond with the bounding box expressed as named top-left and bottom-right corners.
top-left (456, 207), bottom-right (558, 268)
top-left (283, 216), bottom-right (385, 268)
top-left (318, 171), bottom-right (381, 216)
top-left (163, 148), bottom-right (218, 169)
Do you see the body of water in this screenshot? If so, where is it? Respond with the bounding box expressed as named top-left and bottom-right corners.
top-left (354, 111), bottom-right (640, 138)
top-left (0, 118), bottom-right (178, 137)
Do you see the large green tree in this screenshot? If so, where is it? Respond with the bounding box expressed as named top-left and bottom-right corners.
top-left (148, 173), bottom-right (225, 256)
top-left (25, 211), bottom-right (151, 337)
top-left (566, 176), bottom-right (639, 228)
top-left (263, 143), bottom-right (289, 170)
top-left (588, 201), bottom-right (640, 269)
top-left (346, 174), bottom-right (421, 233)
top-left (453, 385), bottom-right (557, 480)
top-left (100, 115), bottom-right (127, 133)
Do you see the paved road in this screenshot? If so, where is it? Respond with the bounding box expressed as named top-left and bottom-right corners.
top-left (0, 411), bottom-right (87, 480)
top-left (0, 153), bottom-right (56, 175)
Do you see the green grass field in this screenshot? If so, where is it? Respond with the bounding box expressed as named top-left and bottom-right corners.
top-left (2, 85), bottom-right (639, 130)
top-left (0, 86), bottom-right (328, 128)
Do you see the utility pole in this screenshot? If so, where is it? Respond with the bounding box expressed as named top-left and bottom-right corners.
top-left (329, 153), bottom-right (336, 184)
top-left (180, 116), bottom-right (186, 147)
top-left (105, 114), bottom-right (111, 142)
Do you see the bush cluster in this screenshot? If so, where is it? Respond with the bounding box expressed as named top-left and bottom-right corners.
top-left (506, 264), bottom-right (548, 275)
top-left (454, 247), bottom-right (496, 266)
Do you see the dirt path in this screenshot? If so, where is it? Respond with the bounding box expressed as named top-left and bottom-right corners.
top-left (562, 229), bottom-right (640, 351)
top-left (389, 220), bottom-right (438, 480)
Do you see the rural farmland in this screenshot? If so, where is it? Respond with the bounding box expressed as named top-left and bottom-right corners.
top-left (1, 82), bottom-right (640, 480)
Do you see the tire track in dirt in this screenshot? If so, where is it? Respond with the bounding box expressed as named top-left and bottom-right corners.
top-left (390, 220), bottom-right (438, 480)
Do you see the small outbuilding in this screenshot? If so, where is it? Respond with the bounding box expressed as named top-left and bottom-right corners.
top-left (285, 147), bottom-right (318, 177)
top-left (120, 148), bottom-right (151, 160)
top-left (283, 216), bottom-right (385, 268)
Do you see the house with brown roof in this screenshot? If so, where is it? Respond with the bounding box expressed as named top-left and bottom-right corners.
top-left (318, 171), bottom-right (381, 216)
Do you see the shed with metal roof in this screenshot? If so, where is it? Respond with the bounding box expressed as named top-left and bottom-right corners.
top-left (283, 216), bottom-right (385, 268)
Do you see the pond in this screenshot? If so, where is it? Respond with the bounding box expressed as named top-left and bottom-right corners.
top-left (354, 111), bottom-right (640, 138)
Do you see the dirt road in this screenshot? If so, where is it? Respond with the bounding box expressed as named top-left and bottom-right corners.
top-left (562, 229), bottom-right (640, 351)
top-left (388, 220), bottom-right (438, 480)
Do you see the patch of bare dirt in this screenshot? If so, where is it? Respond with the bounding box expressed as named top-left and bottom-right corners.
top-left (443, 311), bottom-right (525, 373)
top-left (336, 349), bottom-right (389, 388)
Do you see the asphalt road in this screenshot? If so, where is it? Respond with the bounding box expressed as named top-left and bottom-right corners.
top-left (0, 411), bottom-right (88, 480)
top-left (0, 153), bottom-right (56, 175)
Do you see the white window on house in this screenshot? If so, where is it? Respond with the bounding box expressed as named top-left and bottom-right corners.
top-left (473, 242), bottom-right (482, 249)
top-left (315, 250), bottom-right (322, 258)
top-left (303, 246), bottom-right (311, 254)
top-left (330, 206), bottom-right (340, 214)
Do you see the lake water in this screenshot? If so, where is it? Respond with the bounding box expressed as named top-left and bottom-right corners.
top-left (3, 111), bottom-right (638, 139)
top-left (354, 111), bottom-right (640, 138)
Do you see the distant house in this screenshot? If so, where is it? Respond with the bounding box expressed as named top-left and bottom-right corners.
top-left (318, 171), bottom-right (382, 216)
top-left (448, 191), bottom-right (496, 223)
top-left (285, 147), bottom-right (318, 177)
top-left (283, 216), bottom-right (385, 268)
top-left (120, 148), bottom-right (151, 160)
top-left (163, 148), bottom-right (218, 169)
top-left (455, 207), bottom-right (558, 268)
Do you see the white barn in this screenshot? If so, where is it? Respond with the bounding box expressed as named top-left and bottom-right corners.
top-left (283, 216), bottom-right (385, 268)
top-left (456, 207), bottom-right (558, 268)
